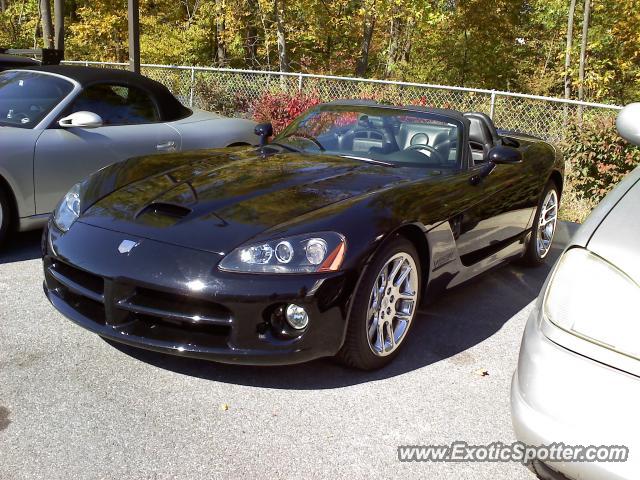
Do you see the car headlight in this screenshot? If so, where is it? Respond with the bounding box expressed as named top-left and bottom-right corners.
top-left (53, 183), bottom-right (82, 232)
top-left (544, 247), bottom-right (640, 360)
top-left (219, 232), bottom-right (346, 273)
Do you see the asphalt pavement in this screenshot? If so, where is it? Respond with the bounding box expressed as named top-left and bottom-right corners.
top-left (0, 223), bottom-right (578, 480)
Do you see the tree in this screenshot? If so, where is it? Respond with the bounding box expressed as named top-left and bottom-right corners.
top-left (274, 0), bottom-right (288, 72)
top-left (355, 1), bottom-right (376, 77)
top-left (563, 0), bottom-right (577, 99)
top-left (39, 0), bottom-right (53, 48)
top-left (577, 0), bottom-right (591, 103)
top-left (242, 0), bottom-right (260, 68)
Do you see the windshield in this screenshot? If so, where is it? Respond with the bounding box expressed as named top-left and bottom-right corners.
top-left (274, 105), bottom-right (462, 168)
top-left (0, 71), bottom-right (74, 128)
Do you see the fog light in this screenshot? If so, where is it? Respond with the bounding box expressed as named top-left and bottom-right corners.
top-left (285, 304), bottom-right (309, 330)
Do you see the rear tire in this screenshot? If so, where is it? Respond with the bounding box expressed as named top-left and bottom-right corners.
top-left (521, 182), bottom-right (559, 267)
top-left (337, 236), bottom-right (421, 370)
top-left (0, 188), bottom-right (12, 247)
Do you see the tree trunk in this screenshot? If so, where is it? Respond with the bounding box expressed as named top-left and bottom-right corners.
top-left (53, 0), bottom-right (64, 53)
top-left (385, 15), bottom-right (401, 78)
top-left (460, 29), bottom-right (468, 87)
top-left (325, 33), bottom-right (333, 64)
top-left (0, 0), bottom-right (7, 13)
top-left (401, 17), bottom-right (413, 63)
top-left (563, 0), bottom-right (577, 100)
top-left (578, 0), bottom-right (591, 103)
top-left (274, 0), bottom-right (289, 72)
top-left (40, 0), bottom-right (54, 49)
top-left (355, 13), bottom-right (375, 77)
top-left (244, 0), bottom-right (259, 68)
top-left (216, 17), bottom-right (227, 67)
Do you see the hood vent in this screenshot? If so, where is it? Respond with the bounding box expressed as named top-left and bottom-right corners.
top-left (135, 202), bottom-right (192, 226)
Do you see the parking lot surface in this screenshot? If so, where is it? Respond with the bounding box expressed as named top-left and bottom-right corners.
top-left (0, 224), bottom-right (577, 480)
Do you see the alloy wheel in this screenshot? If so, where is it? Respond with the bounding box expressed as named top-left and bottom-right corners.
top-left (536, 189), bottom-right (558, 258)
top-left (366, 252), bottom-right (418, 356)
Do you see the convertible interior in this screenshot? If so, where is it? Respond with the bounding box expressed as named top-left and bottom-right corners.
top-left (305, 110), bottom-right (509, 169)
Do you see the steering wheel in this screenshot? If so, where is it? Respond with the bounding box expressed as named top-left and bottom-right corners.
top-left (8, 111), bottom-right (30, 123)
top-left (405, 144), bottom-right (446, 163)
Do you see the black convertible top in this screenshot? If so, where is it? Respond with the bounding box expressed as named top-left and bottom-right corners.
top-left (0, 54), bottom-right (40, 69)
top-left (19, 65), bottom-right (190, 121)
top-left (324, 99), bottom-right (468, 124)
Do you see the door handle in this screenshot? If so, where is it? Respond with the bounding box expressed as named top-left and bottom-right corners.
top-left (156, 140), bottom-right (177, 152)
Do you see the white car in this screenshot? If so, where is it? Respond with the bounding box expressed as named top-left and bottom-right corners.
top-left (0, 65), bottom-right (257, 244)
top-left (511, 104), bottom-right (640, 480)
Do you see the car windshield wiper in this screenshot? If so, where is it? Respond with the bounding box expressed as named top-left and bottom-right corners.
top-left (340, 155), bottom-right (396, 167)
top-left (267, 142), bottom-right (301, 153)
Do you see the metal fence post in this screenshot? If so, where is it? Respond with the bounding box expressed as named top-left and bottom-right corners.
top-left (489, 91), bottom-right (497, 119)
top-left (189, 67), bottom-right (195, 108)
top-left (298, 73), bottom-right (303, 94)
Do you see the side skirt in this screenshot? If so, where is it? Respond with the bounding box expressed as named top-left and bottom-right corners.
top-left (423, 222), bottom-right (527, 303)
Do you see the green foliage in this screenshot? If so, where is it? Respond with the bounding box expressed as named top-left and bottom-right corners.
top-left (1, 0), bottom-right (638, 104)
top-left (193, 79), bottom-right (253, 117)
top-left (564, 117), bottom-right (640, 202)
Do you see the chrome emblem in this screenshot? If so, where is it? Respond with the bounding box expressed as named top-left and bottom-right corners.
top-left (118, 240), bottom-right (140, 254)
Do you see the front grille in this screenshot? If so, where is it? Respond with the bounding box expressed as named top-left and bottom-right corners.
top-left (47, 261), bottom-right (231, 347)
top-left (49, 260), bottom-right (104, 302)
top-left (116, 287), bottom-right (231, 325)
top-left (126, 314), bottom-right (230, 349)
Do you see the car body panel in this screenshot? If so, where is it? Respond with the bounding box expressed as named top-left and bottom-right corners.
top-left (34, 122), bottom-right (183, 214)
top-left (0, 54), bottom-right (39, 72)
top-left (585, 178), bottom-right (640, 284)
top-left (511, 309), bottom-right (638, 480)
top-left (43, 220), bottom-right (351, 365)
top-left (0, 67), bottom-right (256, 232)
top-left (73, 124), bottom-right (561, 258)
top-left (512, 137), bottom-right (640, 480)
top-left (0, 127), bottom-right (42, 217)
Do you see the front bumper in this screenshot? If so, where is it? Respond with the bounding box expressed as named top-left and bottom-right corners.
top-left (511, 306), bottom-right (639, 480)
top-left (43, 221), bottom-right (354, 365)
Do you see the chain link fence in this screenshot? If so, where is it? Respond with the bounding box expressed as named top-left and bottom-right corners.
top-left (64, 61), bottom-right (621, 143)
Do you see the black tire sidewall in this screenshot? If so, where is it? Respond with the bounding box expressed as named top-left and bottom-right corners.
top-left (0, 189), bottom-right (11, 246)
top-left (524, 182), bottom-right (559, 266)
top-left (340, 236), bottom-right (422, 370)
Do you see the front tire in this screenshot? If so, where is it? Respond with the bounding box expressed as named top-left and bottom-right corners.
top-left (522, 182), bottom-right (559, 266)
top-left (0, 188), bottom-right (11, 247)
top-left (337, 236), bottom-right (421, 370)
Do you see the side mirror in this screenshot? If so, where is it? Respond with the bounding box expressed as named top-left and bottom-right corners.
top-left (58, 111), bottom-right (104, 129)
top-left (488, 145), bottom-right (523, 164)
top-left (254, 123), bottom-right (273, 146)
top-left (469, 145), bottom-right (522, 185)
top-left (616, 103), bottom-right (640, 146)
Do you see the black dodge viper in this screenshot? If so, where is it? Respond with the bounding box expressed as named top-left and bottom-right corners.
top-left (43, 101), bottom-right (564, 370)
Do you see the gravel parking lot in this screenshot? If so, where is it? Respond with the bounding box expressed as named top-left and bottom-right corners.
top-left (0, 223), bottom-right (576, 480)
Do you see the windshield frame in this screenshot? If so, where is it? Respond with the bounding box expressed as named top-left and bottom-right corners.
top-left (0, 70), bottom-right (79, 130)
top-left (274, 103), bottom-right (466, 170)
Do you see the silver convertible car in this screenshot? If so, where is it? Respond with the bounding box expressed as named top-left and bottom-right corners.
top-left (0, 65), bottom-right (257, 244)
top-left (511, 103), bottom-right (640, 480)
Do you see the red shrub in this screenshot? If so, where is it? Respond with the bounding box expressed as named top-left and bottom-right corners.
top-left (252, 91), bottom-right (321, 134)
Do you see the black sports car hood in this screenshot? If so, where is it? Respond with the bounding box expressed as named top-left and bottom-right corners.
top-left (78, 148), bottom-right (410, 253)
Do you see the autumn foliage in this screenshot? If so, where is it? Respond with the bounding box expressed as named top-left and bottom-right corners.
top-left (252, 92), bottom-right (322, 134)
